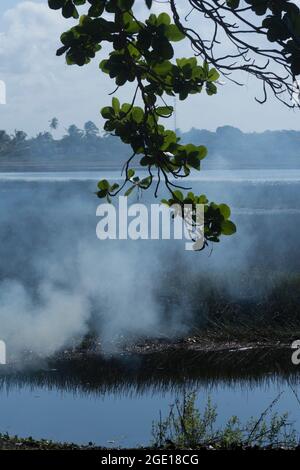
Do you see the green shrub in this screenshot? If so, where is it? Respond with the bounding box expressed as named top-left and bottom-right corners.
top-left (152, 392), bottom-right (297, 449)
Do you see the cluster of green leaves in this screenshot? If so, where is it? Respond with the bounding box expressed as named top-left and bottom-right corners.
top-left (101, 97), bottom-right (207, 169)
top-left (97, 168), bottom-right (152, 200)
top-left (228, 0), bottom-right (300, 75)
top-left (49, 0), bottom-right (237, 248)
top-left (162, 194), bottom-right (236, 239)
top-left (49, 0), bottom-right (86, 19)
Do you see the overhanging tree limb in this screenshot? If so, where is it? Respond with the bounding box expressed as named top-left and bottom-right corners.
top-left (48, 0), bottom-right (300, 249)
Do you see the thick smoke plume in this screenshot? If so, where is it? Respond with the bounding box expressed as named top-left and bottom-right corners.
top-left (0, 174), bottom-right (299, 359)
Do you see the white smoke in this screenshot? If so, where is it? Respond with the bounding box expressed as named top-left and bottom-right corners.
top-left (0, 172), bottom-right (296, 360)
top-left (0, 280), bottom-right (90, 357)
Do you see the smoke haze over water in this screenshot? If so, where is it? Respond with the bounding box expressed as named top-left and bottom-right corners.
top-left (0, 172), bottom-right (300, 359)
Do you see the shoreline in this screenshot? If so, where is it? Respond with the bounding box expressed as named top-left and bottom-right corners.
top-left (0, 434), bottom-right (297, 451)
top-left (0, 335), bottom-right (296, 368)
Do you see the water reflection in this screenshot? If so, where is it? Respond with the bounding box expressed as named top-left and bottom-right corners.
top-left (0, 348), bottom-right (299, 396)
top-left (0, 350), bottom-right (299, 447)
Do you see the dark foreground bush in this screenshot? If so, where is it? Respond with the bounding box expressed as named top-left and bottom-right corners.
top-left (152, 392), bottom-right (297, 450)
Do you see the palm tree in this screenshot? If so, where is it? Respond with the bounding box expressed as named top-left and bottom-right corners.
top-left (49, 117), bottom-right (59, 132)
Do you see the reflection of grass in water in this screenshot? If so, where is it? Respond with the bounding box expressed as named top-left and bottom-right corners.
top-left (0, 348), bottom-right (298, 398)
top-left (152, 392), bottom-right (297, 449)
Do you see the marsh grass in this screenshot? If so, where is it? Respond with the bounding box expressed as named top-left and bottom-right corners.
top-left (159, 269), bottom-right (300, 344)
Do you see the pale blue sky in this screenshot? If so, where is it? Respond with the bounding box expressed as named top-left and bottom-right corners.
top-left (0, 0), bottom-right (299, 136)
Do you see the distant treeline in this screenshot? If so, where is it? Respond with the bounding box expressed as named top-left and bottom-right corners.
top-left (181, 126), bottom-right (300, 169)
top-left (0, 121), bottom-right (300, 169)
top-left (0, 121), bottom-right (130, 168)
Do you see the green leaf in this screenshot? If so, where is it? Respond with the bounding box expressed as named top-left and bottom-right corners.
top-left (48, 0), bottom-right (66, 10)
top-left (99, 59), bottom-right (109, 72)
top-left (127, 169), bottom-right (135, 179)
top-left (219, 203), bottom-right (231, 219)
top-left (157, 13), bottom-right (171, 26)
top-left (221, 220), bottom-right (237, 235)
top-left (118, 0), bottom-right (134, 10)
top-left (165, 25), bottom-right (185, 42)
top-left (110, 183), bottom-right (120, 192)
top-left (132, 107), bottom-right (144, 123)
top-left (208, 68), bottom-right (220, 82)
top-left (161, 199), bottom-right (170, 206)
top-left (156, 106), bottom-right (173, 117)
top-left (97, 189), bottom-right (108, 199)
top-left (158, 40), bottom-right (174, 60)
top-left (112, 97), bottom-right (120, 114)
top-left (206, 82), bottom-right (217, 95)
top-left (188, 156), bottom-right (200, 170)
top-left (56, 45), bottom-right (69, 56)
top-left (101, 106), bottom-right (115, 119)
top-left (198, 145), bottom-right (207, 160)
top-left (153, 61), bottom-right (172, 75)
top-left (123, 13), bottom-right (140, 33)
top-left (187, 192), bottom-right (195, 201)
top-left (198, 195), bottom-right (208, 204)
top-left (227, 0), bottom-right (240, 9)
top-left (116, 73), bottom-right (128, 86)
top-left (62, 1), bottom-right (78, 19)
top-left (139, 177), bottom-right (152, 188)
top-left (88, 1), bottom-right (105, 17)
top-left (98, 179), bottom-right (110, 190)
top-left (121, 103), bottom-right (132, 114)
top-left (140, 156), bottom-right (153, 166)
top-left (173, 190), bottom-right (184, 202)
top-left (125, 186), bottom-right (135, 196)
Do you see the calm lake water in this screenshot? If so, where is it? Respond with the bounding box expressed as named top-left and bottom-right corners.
top-left (2, 169), bottom-right (300, 182)
top-left (0, 169), bottom-right (299, 447)
top-left (0, 371), bottom-right (299, 447)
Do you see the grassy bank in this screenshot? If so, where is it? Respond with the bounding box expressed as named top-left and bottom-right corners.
top-left (151, 268), bottom-right (300, 345)
top-left (0, 434), bottom-right (102, 450)
top-left (83, 269), bottom-right (300, 352)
